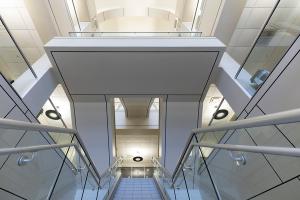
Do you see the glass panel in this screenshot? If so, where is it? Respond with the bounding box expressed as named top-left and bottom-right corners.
top-left (0, 17), bottom-right (35, 83)
top-left (194, 147), bottom-right (219, 200)
top-left (98, 175), bottom-right (110, 200)
top-left (152, 158), bottom-right (175, 200)
top-left (196, 131), bottom-right (227, 158)
top-left (97, 160), bottom-right (121, 200)
top-left (174, 170), bottom-right (190, 200)
top-left (236, 0), bottom-right (300, 95)
top-left (245, 124), bottom-right (300, 181)
top-left (181, 143), bottom-right (218, 200)
top-left (69, 32), bottom-right (202, 37)
top-left (50, 146), bottom-right (89, 200)
top-left (207, 129), bottom-right (283, 200)
top-left (66, 0), bottom-right (94, 31)
top-left (82, 171), bottom-right (98, 199)
top-left (0, 131), bottom-right (67, 200)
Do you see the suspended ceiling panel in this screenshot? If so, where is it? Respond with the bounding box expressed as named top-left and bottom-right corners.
top-left (45, 38), bottom-right (225, 95)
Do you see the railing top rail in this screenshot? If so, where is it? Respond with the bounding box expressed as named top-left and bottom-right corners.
top-left (152, 157), bottom-right (172, 178)
top-left (100, 157), bottom-right (123, 180)
top-left (69, 31), bottom-right (202, 34)
top-left (172, 142), bottom-right (300, 186)
top-left (198, 142), bottom-right (300, 157)
top-left (0, 143), bottom-right (75, 156)
top-left (0, 117), bottom-right (77, 134)
top-left (191, 108), bottom-right (300, 134)
top-left (0, 143), bottom-right (100, 186)
top-left (0, 117), bottom-right (101, 184)
top-left (172, 108), bottom-right (300, 181)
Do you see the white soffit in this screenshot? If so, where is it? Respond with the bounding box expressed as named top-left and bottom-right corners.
top-left (45, 38), bottom-right (225, 95)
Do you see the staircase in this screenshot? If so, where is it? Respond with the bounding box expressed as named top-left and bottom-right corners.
top-left (113, 178), bottom-right (162, 200)
top-left (1, 109), bottom-right (300, 199)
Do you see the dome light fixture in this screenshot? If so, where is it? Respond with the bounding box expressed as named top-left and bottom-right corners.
top-left (133, 156), bottom-right (143, 162)
top-left (213, 109), bottom-right (229, 120)
top-left (45, 110), bottom-right (61, 120)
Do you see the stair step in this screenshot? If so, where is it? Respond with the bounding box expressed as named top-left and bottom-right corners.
top-left (113, 178), bottom-right (162, 200)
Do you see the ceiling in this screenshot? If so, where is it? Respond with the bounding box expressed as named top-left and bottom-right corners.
top-left (116, 129), bottom-right (159, 167)
top-left (122, 97), bottom-right (152, 118)
top-left (45, 37), bottom-right (225, 96)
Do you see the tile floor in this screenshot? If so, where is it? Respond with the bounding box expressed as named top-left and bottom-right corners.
top-left (113, 178), bottom-right (162, 200)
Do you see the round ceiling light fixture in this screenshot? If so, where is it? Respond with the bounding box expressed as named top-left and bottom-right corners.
top-left (213, 109), bottom-right (229, 120)
top-left (45, 110), bottom-right (61, 120)
top-left (133, 156), bottom-right (143, 162)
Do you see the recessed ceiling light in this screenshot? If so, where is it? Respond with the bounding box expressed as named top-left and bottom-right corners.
top-left (213, 109), bottom-right (229, 120)
top-left (133, 156), bottom-right (143, 162)
top-left (45, 110), bottom-right (61, 120)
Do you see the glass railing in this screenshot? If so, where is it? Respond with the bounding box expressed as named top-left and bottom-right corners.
top-left (98, 158), bottom-right (122, 199)
top-left (49, 145), bottom-right (99, 199)
top-left (154, 109), bottom-right (300, 200)
top-left (0, 16), bottom-right (37, 83)
top-left (0, 117), bottom-right (102, 200)
top-left (153, 157), bottom-right (175, 199)
top-left (235, 0), bottom-right (300, 95)
top-left (0, 142), bottom-right (100, 200)
top-left (69, 32), bottom-right (202, 37)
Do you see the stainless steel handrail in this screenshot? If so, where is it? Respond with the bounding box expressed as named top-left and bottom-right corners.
top-left (0, 143), bottom-right (100, 185)
top-left (197, 142), bottom-right (300, 157)
top-left (0, 117), bottom-right (102, 184)
top-left (0, 16), bottom-right (37, 78)
top-left (172, 142), bottom-right (300, 186)
top-left (152, 157), bottom-right (172, 178)
top-left (172, 108), bottom-right (300, 180)
top-left (69, 31), bottom-right (202, 34)
top-left (100, 157), bottom-right (123, 180)
top-left (0, 143), bottom-right (74, 155)
top-left (0, 118), bottom-right (77, 134)
top-left (69, 31), bottom-right (203, 37)
top-left (192, 108), bottom-right (300, 134)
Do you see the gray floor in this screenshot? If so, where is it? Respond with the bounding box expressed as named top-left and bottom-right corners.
top-left (113, 178), bottom-right (162, 200)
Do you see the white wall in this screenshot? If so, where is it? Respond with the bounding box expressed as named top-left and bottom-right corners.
top-left (24, 0), bottom-right (59, 43)
top-left (197, 0), bottom-right (222, 36)
top-left (72, 95), bottom-right (112, 174)
top-left (48, 0), bottom-right (74, 36)
top-left (163, 95), bottom-right (202, 172)
top-left (212, 0), bottom-right (246, 45)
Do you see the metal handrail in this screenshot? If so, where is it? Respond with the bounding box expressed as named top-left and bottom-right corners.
top-left (192, 108), bottom-right (300, 134)
top-left (69, 31), bottom-right (202, 34)
top-left (172, 142), bottom-right (300, 186)
top-left (0, 143), bottom-right (74, 155)
top-left (152, 157), bottom-right (172, 178)
top-left (0, 16), bottom-right (37, 78)
top-left (0, 143), bottom-right (100, 186)
top-left (100, 157), bottom-right (123, 180)
top-left (172, 108), bottom-right (300, 180)
top-left (69, 31), bottom-right (203, 37)
top-left (0, 117), bottom-right (102, 183)
top-left (0, 118), bottom-right (76, 134)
